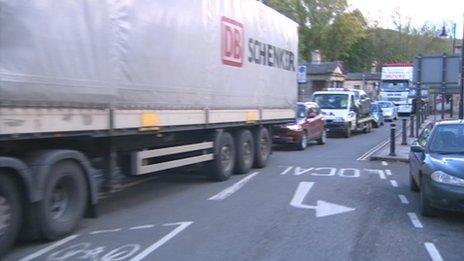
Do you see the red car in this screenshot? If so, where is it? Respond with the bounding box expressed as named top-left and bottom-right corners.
top-left (273, 102), bottom-right (326, 150)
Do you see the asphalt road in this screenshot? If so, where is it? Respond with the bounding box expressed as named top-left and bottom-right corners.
top-left (5, 122), bottom-right (464, 261)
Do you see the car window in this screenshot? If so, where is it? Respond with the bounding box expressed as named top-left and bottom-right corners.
top-left (313, 94), bottom-right (349, 109)
top-left (418, 127), bottom-right (432, 147)
top-left (429, 124), bottom-right (464, 153)
top-left (296, 105), bottom-right (306, 118)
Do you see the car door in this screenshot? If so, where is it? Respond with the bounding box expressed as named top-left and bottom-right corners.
top-left (313, 104), bottom-right (324, 138)
top-left (305, 105), bottom-right (317, 139)
top-left (410, 125), bottom-right (432, 181)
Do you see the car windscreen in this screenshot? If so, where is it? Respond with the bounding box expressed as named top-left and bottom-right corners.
top-left (429, 124), bottom-right (464, 153)
top-left (296, 105), bottom-right (306, 118)
top-left (371, 104), bottom-right (380, 112)
top-left (313, 94), bottom-right (348, 109)
top-left (378, 102), bottom-right (392, 108)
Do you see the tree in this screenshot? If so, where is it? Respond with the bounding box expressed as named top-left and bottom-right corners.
top-left (321, 10), bottom-right (366, 61)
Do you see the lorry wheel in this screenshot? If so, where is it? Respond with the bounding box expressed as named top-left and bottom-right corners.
top-left (234, 130), bottom-right (255, 174)
top-left (344, 125), bottom-right (351, 138)
top-left (364, 122), bottom-right (372, 133)
top-left (254, 127), bottom-right (271, 168)
top-left (296, 132), bottom-right (308, 151)
top-left (0, 174), bottom-right (22, 257)
top-left (38, 161), bottom-right (87, 240)
top-left (317, 129), bottom-right (326, 145)
top-left (208, 132), bottom-right (236, 181)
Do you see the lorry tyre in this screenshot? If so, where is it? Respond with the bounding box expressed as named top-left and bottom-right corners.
top-left (317, 129), bottom-right (326, 145)
top-left (364, 121), bottom-right (372, 133)
top-left (234, 130), bottom-right (255, 174)
top-left (344, 125), bottom-right (351, 138)
top-left (254, 127), bottom-right (271, 168)
top-left (208, 132), bottom-right (236, 181)
top-left (296, 131), bottom-right (308, 151)
top-left (38, 161), bottom-right (87, 240)
top-left (0, 174), bottom-right (22, 257)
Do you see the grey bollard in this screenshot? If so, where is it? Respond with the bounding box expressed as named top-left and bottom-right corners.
top-left (389, 123), bottom-right (396, 156)
top-left (401, 118), bottom-right (407, 145)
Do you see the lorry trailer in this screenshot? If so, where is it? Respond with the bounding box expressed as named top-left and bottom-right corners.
top-left (0, 0), bottom-right (298, 256)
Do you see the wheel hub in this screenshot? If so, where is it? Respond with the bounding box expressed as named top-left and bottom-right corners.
top-left (243, 141), bottom-right (253, 164)
top-left (49, 183), bottom-right (70, 220)
top-left (260, 137), bottom-right (270, 157)
top-left (0, 196), bottom-right (11, 236)
top-left (220, 145), bottom-right (232, 169)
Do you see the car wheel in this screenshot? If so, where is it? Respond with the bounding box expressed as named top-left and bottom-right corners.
top-left (344, 125), bottom-right (351, 138)
top-left (0, 174), bottom-right (22, 258)
top-left (409, 170), bottom-right (419, 192)
top-left (420, 176), bottom-right (437, 217)
top-left (296, 131), bottom-right (308, 150)
top-left (316, 129), bottom-right (326, 145)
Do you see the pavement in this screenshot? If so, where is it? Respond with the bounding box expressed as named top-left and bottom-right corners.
top-left (4, 122), bottom-right (464, 261)
top-left (370, 115), bottom-right (456, 163)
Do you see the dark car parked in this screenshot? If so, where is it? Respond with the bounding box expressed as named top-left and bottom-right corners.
top-left (273, 102), bottom-right (326, 150)
top-left (409, 120), bottom-right (464, 216)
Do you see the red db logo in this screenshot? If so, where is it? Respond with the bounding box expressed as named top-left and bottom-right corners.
top-left (221, 16), bottom-right (244, 67)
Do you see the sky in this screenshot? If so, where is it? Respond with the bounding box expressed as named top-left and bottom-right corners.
top-left (348, 0), bottom-right (464, 39)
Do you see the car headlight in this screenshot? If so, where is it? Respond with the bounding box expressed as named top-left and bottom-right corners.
top-left (332, 117), bottom-right (345, 123)
top-left (286, 124), bottom-right (302, 131)
top-left (431, 171), bottom-right (464, 187)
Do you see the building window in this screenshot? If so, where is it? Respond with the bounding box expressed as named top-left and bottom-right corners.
top-left (354, 85), bottom-right (360, 89)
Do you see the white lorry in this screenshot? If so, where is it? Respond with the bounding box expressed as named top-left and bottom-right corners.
top-left (312, 90), bottom-right (373, 138)
top-left (0, 0), bottom-right (298, 256)
top-left (379, 64), bottom-right (414, 114)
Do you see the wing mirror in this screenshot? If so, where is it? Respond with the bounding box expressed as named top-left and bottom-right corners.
top-left (410, 143), bottom-right (424, 153)
top-left (308, 112), bottom-right (317, 118)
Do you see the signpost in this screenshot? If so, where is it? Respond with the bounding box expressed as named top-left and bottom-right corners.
top-left (413, 54), bottom-right (462, 126)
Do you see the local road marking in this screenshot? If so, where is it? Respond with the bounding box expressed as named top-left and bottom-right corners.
top-left (89, 228), bottom-right (122, 235)
top-left (130, 224), bottom-right (156, 230)
top-left (280, 166), bottom-right (293, 175)
top-left (381, 161), bottom-right (388, 166)
top-left (385, 169), bottom-right (392, 176)
top-left (398, 194), bottom-right (409, 204)
top-left (19, 235), bottom-right (80, 261)
top-left (208, 172), bottom-right (260, 200)
top-left (130, 221), bottom-right (193, 261)
top-left (364, 169), bottom-right (386, 179)
top-left (357, 138), bottom-right (390, 160)
top-left (294, 167), bottom-right (315, 176)
top-left (290, 182), bottom-right (355, 218)
top-left (407, 212), bottom-right (424, 228)
top-left (390, 180), bottom-right (398, 187)
top-left (424, 242), bottom-right (444, 261)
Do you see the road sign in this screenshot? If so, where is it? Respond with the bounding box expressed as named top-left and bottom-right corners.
top-left (298, 65), bottom-right (307, 83)
top-left (413, 54), bottom-right (461, 94)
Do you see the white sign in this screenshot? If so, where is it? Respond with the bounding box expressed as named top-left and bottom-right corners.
top-left (381, 66), bottom-right (413, 81)
top-left (298, 65), bottom-right (307, 83)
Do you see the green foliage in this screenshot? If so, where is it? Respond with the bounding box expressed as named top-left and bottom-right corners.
top-left (266, 0), bottom-right (453, 71)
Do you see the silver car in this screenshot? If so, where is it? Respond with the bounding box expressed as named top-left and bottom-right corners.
top-left (377, 101), bottom-right (398, 121)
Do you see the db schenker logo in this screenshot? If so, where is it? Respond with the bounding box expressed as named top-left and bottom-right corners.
top-left (221, 16), bottom-right (244, 67)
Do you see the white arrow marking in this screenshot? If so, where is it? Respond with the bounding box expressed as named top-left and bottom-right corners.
top-left (290, 182), bottom-right (355, 218)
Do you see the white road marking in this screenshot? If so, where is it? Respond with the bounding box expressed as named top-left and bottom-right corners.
top-left (424, 242), bottom-right (444, 261)
top-left (280, 166), bottom-right (293, 175)
top-left (357, 138), bottom-right (390, 160)
top-left (294, 167), bottom-right (314, 176)
top-left (385, 169), bottom-right (392, 176)
top-left (390, 180), bottom-right (398, 187)
top-left (398, 194), bottom-right (409, 204)
top-left (290, 182), bottom-right (355, 217)
top-left (208, 172), bottom-right (260, 200)
top-left (129, 224), bottom-right (156, 230)
top-left (407, 212), bottom-right (424, 228)
top-left (381, 161), bottom-right (388, 166)
top-left (364, 169), bottom-right (386, 180)
top-left (130, 221), bottom-right (193, 261)
top-left (89, 228), bottom-right (122, 235)
top-left (19, 235), bottom-right (80, 261)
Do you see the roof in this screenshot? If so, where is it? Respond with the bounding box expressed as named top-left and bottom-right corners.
top-left (346, 72), bottom-right (381, 81)
top-left (307, 61), bottom-right (346, 75)
top-left (435, 120), bottom-right (464, 125)
top-left (312, 90), bottom-right (353, 96)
